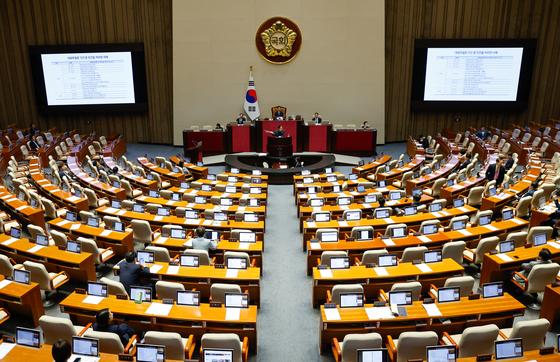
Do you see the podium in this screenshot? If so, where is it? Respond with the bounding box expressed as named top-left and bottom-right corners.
top-left (267, 136), bottom-right (293, 158)
top-left (257, 119), bottom-right (302, 152)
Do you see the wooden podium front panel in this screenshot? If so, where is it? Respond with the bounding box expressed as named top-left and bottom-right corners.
top-left (307, 124), bottom-right (330, 152)
top-left (260, 120), bottom-right (299, 152)
top-left (228, 124), bottom-right (252, 152)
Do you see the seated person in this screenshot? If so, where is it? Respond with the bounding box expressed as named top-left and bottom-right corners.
top-left (235, 113), bottom-right (247, 124)
top-left (93, 308), bottom-right (137, 345)
top-left (273, 125), bottom-right (285, 137)
top-left (476, 127), bottom-right (490, 140)
top-left (311, 112), bottom-right (322, 124)
top-left (521, 248), bottom-right (552, 277)
top-left (177, 160), bottom-right (191, 175)
top-left (28, 135), bottom-right (40, 151)
top-left (191, 226), bottom-right (218, 251)
top-left (274, 110), bottom-right (284, 120)
top-left (118, 252), bottom-right (151, 295)
top-left (52, 339), bottom-right (72, 362)
top-left (361, 120), bottom-right (370, 129)
top-left (458, 153), bottom-right (471, 170)
top-left (215, 123), bottom-right (224, 131)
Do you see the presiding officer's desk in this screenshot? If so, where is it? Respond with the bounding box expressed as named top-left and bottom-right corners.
top-left (48, 217), bottom-right (134, 257)
top-left (312, 259), bottom-right (464, 307)
top-left (0, 234), bottom-right (96, 282)
top-left (351, 155), bottom-right (392, 178)
top-left (318, 293), bottom-right (524, 353)
top-left (302, 205), bottom-right (479, 250)
top-left (28, 159), bottom-right (89, 212)
top-left (152, 235), bottom-right (263, 266)
top-left (96, 206), bottom-right (265, 234)
top-left (60, 292), bottom-right (258, 353)
top-left (113, 261), bottom-right (261, 306)
top-left (0, 275), bottom-right (43, 326)
top-left (480, 240), bottom-right (560, 284)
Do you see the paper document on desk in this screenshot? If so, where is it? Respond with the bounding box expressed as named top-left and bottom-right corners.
top-left (377, 187), bottom-right (389, 192)
top-left (100, 230), bottom-right (112, 237)
top-left (149, 265), bottom-right (163, 273)
top-left (484, 225), bottom-right (498, 231)
top-left (383, 218), bottom-right (395, 224)
top-left (431, 212), bottom-right (442, 218)
top-left (226, 269), bottom-right (239, 278)
top-left (185, 219), bottom-right (199, 225)
top-left (66, 196), bottom-right (80, 203)
top-left (0, 280), bottom-right (12, 290)
top-left (362, 203), bottom-right (371, 209)
top-left (423, 303), bottom-right (442, 317)
top-left (154, 216), bottom-right (163, 221)
top-left (440, 210), bottom-right (450, 216)
top-left (457, 229), bottom-right (472, 236)
top-left (117, 210), bottom-right (127, 215)
top-left (16, 205), bottom-right (27, 211)
top-left (70, 224), bottom-right (81, 230)
top-left (374, 267), bottom-right (389, 276)
top-left (338, 221), bottom-right (348, 227)
top-left (510, 218), bottom-right (525, 225)
top-left (418, 235), bottom-right (432, 243)
top-left (183, 239), bottom-right (192, 248)
top-left (2, 238), bottom-right (17, 246)
top-left (366, 306), bottom-right (395, 320)
top-left (319, 269), bottom-right (333, 278)
top-left (82, 295), bottom-right (104, 305)
top-left (340, 206), bottom-right (349, 211)
top-left (306, 221), bottom-right (316, 228)
top-left (0, 343), bottom-right (16, 359)
top-left (103, 207), bottom-right (118, 214)
top-left (324, 308), bottom-right (341, 321)
top-left (27, 245), bottom-right (44, 254)
top-left (496, 254), bottom-right (514, 262)
top-left (458, 207), bottom-right (470, 212)
top-left (225, 307), bottom-right (241, 321)
top-left (416, 263), bottom-right (432, 273)
top-left (166, 266), bottom-right (179, 275)
top-left (309, 242), bottom-right (320, 250)
top-left (382, 238), bottom-right (395, 246)
top-left (202, 220), bottom-right (212, 226)
top-left (547, 241), bottom-right (560, 250)
top-left (154, 237), bottom-right (167, 244)
top-left (146, 302), bottom-right (172, 316)
top-left (238, 243), bottom-right (250, 250)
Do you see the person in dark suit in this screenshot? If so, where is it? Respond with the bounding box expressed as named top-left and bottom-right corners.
top-left (274, 110), bottom-right (284, 120)
top-left (485, 157), bottom-right (505, 186)
top-left (312, 112), bottom-right (322, 124)
top-left (504, 155), bottom-right (515, 171)
top-left (93, 309), bottom-right (137, 345)
top-left (273, 125), bottom-right (285, 137)
top-left (118, 252), bottom-right (150, 295)
top-left (476, 127), bottom-right (490, 140)
top-left (458, 153), bottom-right (471, 170)
top-left (28, 136), bottom-right (40, 151)
top-left (52, 339), bottom-right (71, 362)
top-left (235, 113), bottom-right (247, 124)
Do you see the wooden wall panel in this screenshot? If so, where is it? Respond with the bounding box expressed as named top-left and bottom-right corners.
top-left (0, 0), bottom-right (173, 144)
top-left (385, 0), bottom-right (560, 142)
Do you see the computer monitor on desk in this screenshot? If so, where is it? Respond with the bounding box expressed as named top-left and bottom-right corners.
top-left (72, 336), bottom-right (99, 359)
top-left (482, 282), bottom-right (503, 299)
top-left (426, 345), bottom-right (456, 362)
top-left (357, 348), bottom-right (388, 362)
top-left (437, 287), bottom-right (460, 303)
top-left (320, 232), bottom-right (338, 242)
top-left (314, 212), bottom-right (331, 222)
top-left (495, 339), bottom-right (523, 360)
top-left (136, 344), bottom-right (165, 362)
top-left (330, 256), bottom-right (350, 269)
top-left (389, 291), bottom-right (412, 306)
top-left (180, 254), bottom-right (199, 267)
top-left (225, 293), bottom-right (248, 308)
top-left (378, 255), bottom-right (398, 267)
top-left (130, 286), bottom-right (152, 302)
top-left (203, 349), bottom-right (234, 362)
top-left (16, 327), bottom-right (40, 348)
top-left (339, 293), bottom-right (364, 308)
top-left (87, 282), bottom-right (108, 297)
top-left (177, 290), bottom-right (200, 306)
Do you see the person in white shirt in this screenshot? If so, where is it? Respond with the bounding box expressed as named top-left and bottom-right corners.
top-left (191, 226), bottom-right (217, 251)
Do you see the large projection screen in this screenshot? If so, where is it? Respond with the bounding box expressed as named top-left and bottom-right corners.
top-left (411, 39), bottom-right (536, 111)
top-left (30, 43), bottom-right (148, 114)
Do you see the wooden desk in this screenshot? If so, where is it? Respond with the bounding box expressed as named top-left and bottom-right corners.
top-left (96, 206), bottom-right (265, 233)
top-left (293, 178), bottom-right (368, 194)
top-left (48, 218), bottom-right (133, 257)
top-left (28, 159), bottom-right (89, 212)
top-left (193, 178), bottom-right (268, 190)
top-left (480, 241), bottom-right (560, 284)
top-left (540, 284), bottom-right (560, 327)
top-left (131, 262), bottom-right (261, 306)
top-left (405, 155), bottom-right (460, 195)
top-left (218, 171), bottom-right (269, 182)
top-left (0, 275), bottom-right (44, 326)
top-left (0, 234), bottom-right (96, 282)
top-left (134, 195), bottom-right (266, 216)
top-left (102, 156), bottom-right (157, 191)
top-left (319, 293), bottom-right (524, 353)
top-left (0, 342), bottom-right (128, 361)
top-left (296, 186), bottom-right (399, 206)
top-left (440, 176), bottom-right (486, 202)
top-left (481, 167), bottom-right (541, 211)
top-left (138, 157), bottom-right (185, 186)
top-left (60, 292), bottom-right (258, 353)
top-left (0, 186), bottom-right (45, 227)
top-left (152, 236), bottom-right (263, 266)
top-left (169, 155), bottom-right (208, 180)
top-left (372, 156), bottom-right (425, 182)
top-left (67, 156), bottom-right (126, 200)
top-left (352, 155), bottom-right (392, 177)
top-left (312, 259), bottom-right (464, 307)
top-left (169, 186), bottom-right (268, 203)
top-left (302, 206), bottom-right (478, 251)
top-left (458, 350), bottom-right (560, 361)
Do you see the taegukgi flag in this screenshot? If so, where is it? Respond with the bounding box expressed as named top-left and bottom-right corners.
top-left (243, 67), bottom-right (260, 121)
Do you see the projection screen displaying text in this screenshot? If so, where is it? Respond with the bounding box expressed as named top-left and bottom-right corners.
top-left (423, 47), bottom-right (524, 101)
top-left (41, 52), bottom-right (135, 106)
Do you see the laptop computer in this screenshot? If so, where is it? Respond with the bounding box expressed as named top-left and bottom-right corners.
top-left (13, 269), bottom-right (30, 284)
top-left (136, 343), bottom-right (165, 362)
top-left (137, 250), bottom-right (154, 265)
top-left (437, 287), bottom-right (460, 303)
top-left (224, 293), bottom-right (249, 308)
top-left (239, 232), bottom-right (256, 243)
top-left (495, 338), bottom-right (523, 360)
top-left (498, 240), bottom-right (515, 254)
top-left (339, 292), bottom-right (364, 308)
top-left (130, 286), bottom-right (152, 302)
top-left (176, 290), bottom-right (200, 306)
top-left (378, 255), bottom-right (398, 267)
top-left (391, 226), bottom-right (407, 238)
top-left (426, 345), bottom-right (457, 362)
top-left (320, 232), bottom-right (338, 242)
top-left (180, 254), bottom-right (199, 267)
top-left (67, 240), bottom-right (81, 254)
top-left (87, 282), bottom-right (108, 297)
top-left (330, 256), bottom-right (350, 269)
top-left (202, 349), bottom-right (234, 362)
top-left (357, 348), bottom-right (388, 362)
top-left (482, 282), bottom-right (504, 299)
top-left (226, 257), bottom-right (247, 269)
top-left (16, 327), bottom-right (40, 348)
top-left (345, 210), bottom-right (361, 221)
top-left (314, 212), bottom-right (331, 222)
top-left (533, 233), bottom-right (547, 246)
top-left (72, 336), bottom-right (99, 361)
top-left (424, 250), bottom-right (442, 263)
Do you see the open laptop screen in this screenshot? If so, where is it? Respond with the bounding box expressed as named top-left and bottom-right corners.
top-left (437, 287), bottom-right (460, 303)
top-left (330, 257), bottom-right (350, 269)
top-left (87, 282), bottom-right (108, 297)
top-left (224, 293), bottom-right (249, 308)
top-left (533, 233), bottom-right (547, 246)
top-left (499, 240), bottom-right (515, 254)
top-left (136, 344), bottom-right (165, 362)
top-left (13, 269), bottom-right (30, 284)
top-left (357, 348), bottom-right (388, 362)
top-left (180, 254), bottom-right (199, 267)
top-left (378, 255), bottom-right (398, 267)
top-left (239, 232), bottom-right (256, 243)
top-left (203, 349), bottom-right (234, 362)
top-left (424, 250), bottom-right (442, 263)
top-left (72, 336), bottom-right (99, 357)
top-left (389, 291), bottom-right (412, 305)
top-left (16, 327), bottom-right (40, 348)
top-left (426, 345), bottom-right (457, 362)
top-left (130, 286), bottom-right (152, 302)
top-left (314, 212), bottom-right (331, 222)
top-left (339, 293), bottom-right (364, 308)
top-left (482, 282), bottom-right (504, 298)
top-left (495, 339), bottom-right (523, 360)
top-left (137, 251), bottom-right (154, 264)
top-left (320, 232), bottom-right (338, 242)
top-left (177, 290), bottom-right (200, 306)
top-left (226, 257), bottom-right (247, 270)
